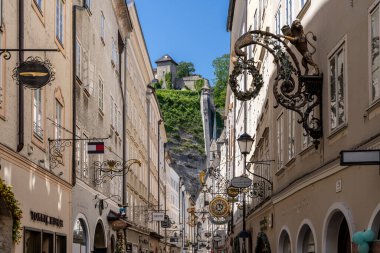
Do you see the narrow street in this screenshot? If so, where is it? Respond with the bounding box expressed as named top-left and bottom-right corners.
top-left (0, 1), bottom-right (380, 253)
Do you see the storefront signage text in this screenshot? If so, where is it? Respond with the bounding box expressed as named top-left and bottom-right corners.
top-left (30, 211), bottom-right (63, 228)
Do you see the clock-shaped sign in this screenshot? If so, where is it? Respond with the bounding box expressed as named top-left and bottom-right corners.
top-left (209, 196), bottom-right (230, 218)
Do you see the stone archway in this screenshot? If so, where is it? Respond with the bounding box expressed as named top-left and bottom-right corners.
top-left (325, 211), bottom-right (351, 253)
top-left (0, 197), bottom-right (13, 252)
top-left (94, 221), bottom-right (106, 253)
top-left (255, 232), bottom-right (271, 253)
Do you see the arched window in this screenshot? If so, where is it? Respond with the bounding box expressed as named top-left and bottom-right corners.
top-left (302, 228), bottom-right (315, 253)
top-left (279, 230), bottom-right (291, 253)
top-left (73, 219), bottom-right (88, 253)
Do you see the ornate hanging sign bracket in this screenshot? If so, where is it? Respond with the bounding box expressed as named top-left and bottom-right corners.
top-left (229, 20), bottom-right (323, 148)
top-left (94, 159), bottom-right (141, 185)
top-left (48, 136), bottom-right (110, 170)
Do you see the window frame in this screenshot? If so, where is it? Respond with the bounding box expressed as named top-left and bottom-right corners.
top-left (55, 0), bottom-right (65, 47)
top-left (288, 110), bottom-right (295, 160)
top-left (33, 89), bottom-right (44, 141)
top-left (286, 0), bottom-right (293, 25)
top-left (369, 2), bottom-right (380, 104)
top-left (328, 37), bottom-right (347, 133)
top-left (275, 5), bottom-right (282, 35)
top-left (100, 12), bottom-right (105, 45)
top-left (276, 112), bottom-right (284, 170)
top-left (75, 38), bottom-right (82, 82)
top-left (98, 77), bottom-right (104, 113)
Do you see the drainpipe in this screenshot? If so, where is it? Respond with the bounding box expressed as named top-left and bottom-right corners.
top-left (16, 0), bottom-right (24, 152)
top-left (72, 3), bottom-right (85, 186)
top-left (158, 119), bottom-right (162, 235)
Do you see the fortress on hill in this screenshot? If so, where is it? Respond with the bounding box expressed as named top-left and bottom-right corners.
top-left (153, 54), bottom-right (217, 164)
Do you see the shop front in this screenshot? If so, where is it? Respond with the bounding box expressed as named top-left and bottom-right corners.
top-left (0, 148), bottom-right (72, 253)
top-left (127, 226), bottom-right (150, 253)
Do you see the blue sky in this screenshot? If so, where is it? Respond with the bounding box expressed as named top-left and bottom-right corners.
top-left (135, 0), bottom-right (230, 85)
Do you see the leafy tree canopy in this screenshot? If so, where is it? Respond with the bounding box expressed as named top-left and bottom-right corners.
top-left (212, 54), bottom-right (230, 110)
top-left (176, 61), bottom-right (195, 78)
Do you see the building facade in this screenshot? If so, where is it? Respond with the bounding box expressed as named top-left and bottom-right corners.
top-left (0, 0), bottom-right (73, 252)
top-left (222, 0), bottom-right (380, 253)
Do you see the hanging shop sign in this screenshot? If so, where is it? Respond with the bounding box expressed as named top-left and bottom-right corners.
top-left (226, 186), bottom-right (240, 197)
top-left (152, 212), bottom-right (165, 221)
top-left (30, 210), bottom-right (63, 228)
top-left (208, 216), bottom-right (231, 225)
top-left (13, 56), bottom-right (55, 89)
top-left (88, 142), bottom-right (105, 154)
top-left (231, 176), bottom-right (252, 189)
top-left (112, 220), bottom-right (128, 230)
top-left (209, 196), bottom-right (230, 218)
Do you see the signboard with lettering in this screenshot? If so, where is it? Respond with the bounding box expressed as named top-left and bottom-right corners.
top-left (152, 212), bottom-right (165, 221)
top-left (30, 211), bottom-right (63, 227)
top-left (231, 176), bottom-right (252, 189)
top-left (112, 220), bottom-right (128, 230)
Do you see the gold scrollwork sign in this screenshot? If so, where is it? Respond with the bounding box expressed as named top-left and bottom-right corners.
top-left (209, 196), bottom-right (230, 218)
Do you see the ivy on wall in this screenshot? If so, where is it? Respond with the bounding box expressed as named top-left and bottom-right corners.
top-left (0, 178), bottom-right (23, 243)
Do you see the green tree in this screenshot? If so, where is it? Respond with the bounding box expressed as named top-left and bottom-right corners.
top-left (165, 72), bottom-right (172, 89)
top-left (212, 54), bottom-right (229, 110)
top-left (176, 61), bottom-right (195, 78)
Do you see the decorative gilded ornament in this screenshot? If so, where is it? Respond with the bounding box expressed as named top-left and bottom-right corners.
top-left (209, 196), bottom-right (230, 218)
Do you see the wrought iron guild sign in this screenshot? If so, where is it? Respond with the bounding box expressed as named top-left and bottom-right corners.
top-left (229, 20), bottom-right (323, 147)
top-left (13, 56), bottom-right (55, 89)
top-left (94, 159), bottom-right (141, 185)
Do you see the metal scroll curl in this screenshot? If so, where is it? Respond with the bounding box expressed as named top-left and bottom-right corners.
top-left (94, 159), bottom-right (141, 185)
top-left (230, 27), bottom-right (323, 148)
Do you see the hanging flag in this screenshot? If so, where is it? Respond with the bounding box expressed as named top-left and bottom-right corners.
top-left (88, 142), bottom-right (105, 154)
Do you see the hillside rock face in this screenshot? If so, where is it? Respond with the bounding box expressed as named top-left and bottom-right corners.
top-left (156, 90), bottom-right (207, 197)
top-left (167, 132), bottom-right (206, 198)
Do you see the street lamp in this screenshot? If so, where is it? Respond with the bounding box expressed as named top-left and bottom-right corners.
top-left (237, 132), bottom-right (254, 156)
top-left (236, 132), bottom-right (255, 253)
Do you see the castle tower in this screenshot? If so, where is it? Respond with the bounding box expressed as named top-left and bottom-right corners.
top-left (155, 54), bottom-right (178, 89)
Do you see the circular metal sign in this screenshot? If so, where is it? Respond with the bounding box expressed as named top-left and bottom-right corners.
top-left (209, 196), bottom-right (230, 218)
top-left (231, 176), bottom-right (252, 188)
top-left (13, 56), bottom-right (55, 89)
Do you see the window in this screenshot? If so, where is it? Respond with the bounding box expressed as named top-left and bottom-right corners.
top-left (371, 4), bottom-right (380, 102)
top-left (25, 229), bottom-right (41, 253)
top-left (110, 96), bottom-right (114, 127)
top-left (100, 12), bottom-right (105, 43)
top-left (275, 5), bottom-right (281, 35)
top-left (288, 111), bottom-right (295, 160)
top-left (56, 235), bottom-right (67, 253)
top-left (56, 0), bottom-right (64, 46)
top-left (75, 39), bottom-right (82, 80)
top-left (277, 113), bottom-right (284, 169)
top-left (25, 229), bottom-right (66, 253)
top-left (98, 78), bottom-right (104, 111)
top-left (84, 0), bottom-right (92, 12)
top-left (286, 0), bottom-right (293, 25)
top-left (55, 101), bottom-right (63, 140)
top-left (75, 126), bottom-right (81, 175)
top-left (73, 219), bottom-right (88, 253)
top-left (111, 38), bottom-right (118, 68)
top-left (329, 43), bottom-right (346, 131)
top-left (33, 89), bottom-right (44, 139)
top-left (34, 0), bottom-right (43, 13)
